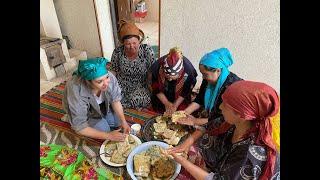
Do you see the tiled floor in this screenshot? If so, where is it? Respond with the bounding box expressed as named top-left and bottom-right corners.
top-left (40, 21), bottom-right (159, 96)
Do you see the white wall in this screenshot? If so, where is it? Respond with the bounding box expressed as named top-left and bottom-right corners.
top-left (160, 0), bottom-right (280, 92)
top-left (54, 0), bottom-right (102, 58)
top-left (94, 0), bottom-right (115, 60)
top-left (40, 20), bottom-right (45, 36)
top-left (144, 0), bottom-right (159, 22)
top-left (40, 0), bottom-right (63, 39)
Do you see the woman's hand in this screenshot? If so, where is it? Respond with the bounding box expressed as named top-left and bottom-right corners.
top-left (171, 105), bottom-right (178, 114)
top-left (106, 129), bottom-right (126, 142)
top-left (164, 102), bottom-right (175, 116)
top-left (121, 121), bottom-right (131, 134)
top-left (168, 151), bottom-right (187, 164)
top-left (167, 140), bottom-right (192, 154)
top-left (176, 114), bottom-right (196, 126)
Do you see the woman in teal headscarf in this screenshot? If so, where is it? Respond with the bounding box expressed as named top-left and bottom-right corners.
top-left (173, 48), bottom-right (243, 153)
top-left (62, 57), bottom-right (130, 141)
top-left (200, 47), bottom-right (234, 111)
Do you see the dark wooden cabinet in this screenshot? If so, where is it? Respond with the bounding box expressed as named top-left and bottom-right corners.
top-left (116, 0), bottom-right (134, 22)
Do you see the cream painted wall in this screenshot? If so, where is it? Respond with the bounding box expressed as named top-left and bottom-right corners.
top-left (40, 20), bottom-right (45, 36)
top-left (144, 0), bottom-right (159, 22)
top-left (40, 0), bottom-right (62, 39)
top-left (54, 0), bottom-right (102, 58)
top-left (160, 0), bottom-right (280, 92)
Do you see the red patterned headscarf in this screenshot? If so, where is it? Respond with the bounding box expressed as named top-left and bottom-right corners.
top-left (158, 47), bottom-right (185, 99)
top-left (162, 47), bottom-right (184, 76)
top-left (221, 80), bottom-right (279, 180)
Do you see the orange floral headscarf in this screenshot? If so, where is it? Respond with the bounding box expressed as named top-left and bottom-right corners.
top-left (118, 20), bottom-right (145, 43)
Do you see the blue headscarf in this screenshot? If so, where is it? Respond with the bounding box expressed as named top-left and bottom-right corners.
top-left (73, 57), bottom-right (109, 80)
top-left (199, 48), bottom-right (234, 111)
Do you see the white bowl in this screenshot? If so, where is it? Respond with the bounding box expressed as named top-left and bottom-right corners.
top-left (126, 141), bottom-right (181, 180)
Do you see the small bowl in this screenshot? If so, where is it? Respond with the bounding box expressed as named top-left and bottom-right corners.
top-left (126, 141), bottom-right (181, 180)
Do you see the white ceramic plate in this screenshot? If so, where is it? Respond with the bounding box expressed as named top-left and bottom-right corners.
top-left (126, 141), bottom-right (181, 180)
top-left (99, 134), bottom-right (142, 167)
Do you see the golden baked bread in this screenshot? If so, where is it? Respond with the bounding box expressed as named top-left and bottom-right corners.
top-left (134, 154), bottom-right (151, 177)
top-left (128, 135), bottom-right (136, 144)
top-left (153, 122), bottom-right (167, 133)
top-left (164, 136), bottom-right (181, 146)
top-left (107, 135), bottom-right (138, 164)
top-left (171, 111), bottom-right (186, 123)
top-left (155, 116), bottom-right (165, 123)
top-left (104, 141), bottom-right (117, 155)
top-left (110, 150), bottom-right (126, 164)
top-left (162, 129), bottom-right (176, 139)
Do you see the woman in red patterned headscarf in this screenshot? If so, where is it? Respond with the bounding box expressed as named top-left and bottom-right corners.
top-left (150, 47), bottom-right (198, 114)
top-left (168, 80), bottom-right (280, 180)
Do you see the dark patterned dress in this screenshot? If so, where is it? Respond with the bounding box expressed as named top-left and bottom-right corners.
top-left (199, 126), bottom-right (280, 180)
top-left (193, 72), bottom-right (242, 136)
top-left (110, 44), bottom-right (155, 108)
top-left (150, 55), bottom-right (198, 113)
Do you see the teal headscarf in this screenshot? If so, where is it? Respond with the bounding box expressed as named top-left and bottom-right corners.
top-left (199, 48), bottom-right (234, 111)
top-left (73, 57), bottom-right (109, 80)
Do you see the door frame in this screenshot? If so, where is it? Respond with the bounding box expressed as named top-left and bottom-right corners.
top-left (109, 0), bottom-right (120, 47)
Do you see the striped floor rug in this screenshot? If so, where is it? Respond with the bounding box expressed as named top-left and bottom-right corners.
top-left (40, 81), bottom-right (159, 178)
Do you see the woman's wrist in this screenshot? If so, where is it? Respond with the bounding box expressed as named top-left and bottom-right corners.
top-left (173, 103), bottom-right (179, 109)
top-left (185, 136), bottom-right (195, 146)
top-left (188, 117), bottom-right (196, 126)
top-left (165, 101), bottom-right (173, 107)
top-left (184, 108), bottom-right (191, 115)
top-left (193, 125), bottom-right (206, 132)
top-left (120, 119), bottom-right (127, 124)
top-left (173, 154), bottom-right (186, 163)
top-left (173, 100), bottom-right (182, 108)
top-left (104, 132), bottom-right (110, 140)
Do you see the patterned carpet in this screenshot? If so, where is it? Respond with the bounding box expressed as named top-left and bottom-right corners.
top-left (40, 81), bottom-right (159, 178)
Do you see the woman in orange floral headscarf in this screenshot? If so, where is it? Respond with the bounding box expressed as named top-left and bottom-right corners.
top-left (110, 20), bottom-right (156, 109)
top-left (168, 80), bottom-right (280, 180)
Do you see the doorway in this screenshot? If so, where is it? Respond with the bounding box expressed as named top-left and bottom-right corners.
top-left (109, 0), bottom-right (159, 58)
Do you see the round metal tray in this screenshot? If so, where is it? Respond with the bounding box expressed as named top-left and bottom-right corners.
top-left (141, 117), bottom-right (191, 145)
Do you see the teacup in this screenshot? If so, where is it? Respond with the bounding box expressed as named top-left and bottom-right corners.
top-left (130, 124), bottom-right (141, 136)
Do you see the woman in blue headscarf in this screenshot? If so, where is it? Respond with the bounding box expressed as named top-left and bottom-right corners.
top-left (62, 57), bottom-right (130, 141)
top-left (173, 48), bottom-right (243, 154)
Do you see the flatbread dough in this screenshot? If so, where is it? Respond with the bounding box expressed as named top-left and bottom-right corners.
top-left (155, 116), bottom-right (165, 123)
top-left (134, 154), bottom-right (151, 177)
top-left (133, 145), bottom-right (176, 179)
top-left (164, 136), bottom-right (181, 146)
top-left (110, 149), bottom-right (127, 164)
top-left (153, 122), bottom-right (167, 133)
top-left (162, 129), bottom-right (176, 139)
top-left (171, 111), bottom-right (186, 123)
top-left (107, 135), bottom-right (138, 164)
